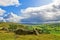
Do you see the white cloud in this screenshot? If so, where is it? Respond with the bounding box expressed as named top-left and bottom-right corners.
top-left (0, 8), bottom-right (6, 16)
top-left (0, 17), bottom-right (6, 22)
top-left (20, 0), bottom-right (60, 23)
top-left (0, 8), bottom-right (6, 22)
top-left (0, 0), bottom-right (20, 6)
top-left (4, 12), bottom-right (24, 23)
top-left (0, 17), bottom-right (4, 20)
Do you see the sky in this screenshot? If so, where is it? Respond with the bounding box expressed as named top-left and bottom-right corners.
top-left (0, 0), bottom-right (52, 15)
top-left (0, 0), bottom-right (60, 24)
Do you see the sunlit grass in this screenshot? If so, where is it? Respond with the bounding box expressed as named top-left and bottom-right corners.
top-left (0, 32), bottom-right (15, 40)
top-left (0, 22), bottom-right (60, 40)
top-left (0, 32), bottom-right (60, 40)
top-left (15, 34), bottom-right (60, 40)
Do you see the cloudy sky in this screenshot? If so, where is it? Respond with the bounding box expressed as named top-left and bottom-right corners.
top-left (0, 0), bottom-right (60, 24)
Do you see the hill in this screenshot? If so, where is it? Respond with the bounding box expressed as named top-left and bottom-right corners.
top-left (0, 22), bottom-right (60, 40)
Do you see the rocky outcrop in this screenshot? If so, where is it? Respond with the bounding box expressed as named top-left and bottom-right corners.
top-left (14, 28), bottom-right (40, 35)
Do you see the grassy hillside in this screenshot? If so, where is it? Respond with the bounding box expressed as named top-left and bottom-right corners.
top-left (0, 31), bottom-right (60, 40)
top-left (0, 22), bottom-right (60, 40)
top-left (0, 32), bottom-right (60, 40)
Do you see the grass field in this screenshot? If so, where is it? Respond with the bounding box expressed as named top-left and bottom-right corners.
top-left (0, 22), bottom-right (60, 40)
top-left (0, 31), bottom-right (60, 40)
top-left (16, 34), bottom-right (60, 40)
top-left (0, 31), bottom-right (15, 40)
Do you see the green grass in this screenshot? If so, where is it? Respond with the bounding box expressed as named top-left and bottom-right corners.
top-left (0, 22), bottom-right (60, 40)
top-left (50, 30), bottom-right (60, 36)
top-left (0, 31), bottom-right (15, 40)
top-left (0, 32), bottom-right (60, 40)
top-left (16, 34), bottom-right (60, 40)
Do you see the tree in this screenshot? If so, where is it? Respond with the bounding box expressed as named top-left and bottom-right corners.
top-left (8, 24), bottom-right (17, 32)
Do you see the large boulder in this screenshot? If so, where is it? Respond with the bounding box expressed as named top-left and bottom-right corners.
top-left (14, 29), bottom-right (38, 35)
